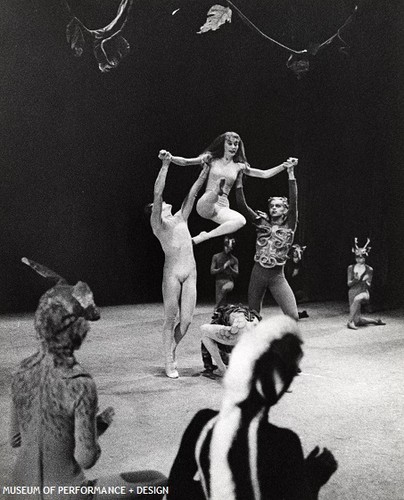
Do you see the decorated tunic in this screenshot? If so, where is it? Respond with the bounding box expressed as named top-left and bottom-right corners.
top-left (236, 180), bottom-right (297, 268)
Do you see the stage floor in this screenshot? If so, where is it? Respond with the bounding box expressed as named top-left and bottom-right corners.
top-left (0, 302), bottom-right (403, 499)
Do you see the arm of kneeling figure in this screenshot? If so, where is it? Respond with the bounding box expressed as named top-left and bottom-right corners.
top-left (74, 377), bottom-right (101, 469)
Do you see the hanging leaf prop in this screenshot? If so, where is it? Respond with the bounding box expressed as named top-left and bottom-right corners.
top-left (64, 0), bottom-right (134, 72)
top-left (198, 1), bottom-right (358, 77)
top-left (197, 5), bottom-right (232, 34)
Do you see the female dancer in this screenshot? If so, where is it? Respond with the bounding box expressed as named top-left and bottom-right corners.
top-left (347, 238), bottom-right (386, 330)
top-left (159, 132), bottom-right (297, 244)
top-left (10, 259), bottom-right (167, 499)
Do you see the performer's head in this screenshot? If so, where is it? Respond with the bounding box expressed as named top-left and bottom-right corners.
top-left (268, 196), bottom-right (289, 222)
top-left (204, 132), bottom-right (247, 163)
top-left (291, 244), bottom-right (306, 263)
top-left (223, 235), bottom-right (235, 253)
top-left (352, 237), bottom-right (371, 263)
top-left (34, 281), bottom-right (99, 360)
top-left (223, 315), bottom-right (303, 408)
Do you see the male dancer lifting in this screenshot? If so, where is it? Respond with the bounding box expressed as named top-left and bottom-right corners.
top-left (149, 151), bottom-right (209, 378)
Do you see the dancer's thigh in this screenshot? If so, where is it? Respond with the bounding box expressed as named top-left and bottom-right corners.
top-left (179, 274), bottom-right (197, 325)
top-left (162, 273), bottom-right (182, 320)
top-left (212, 207), bottom-right (245, 225)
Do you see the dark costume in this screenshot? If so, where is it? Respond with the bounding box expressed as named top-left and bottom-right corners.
top-left (211, 250), bottom-right (239, 308)
top-left (169, 316), bottom-right (337, 500)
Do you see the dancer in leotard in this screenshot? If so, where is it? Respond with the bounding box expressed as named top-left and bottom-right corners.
top-left (236, 162), bottom-right (299, 319)
top-left (148, 153), bottom-right (210, 378)
top-left (347, 238), bottom-right (386, 330)
top-left (159, 132), bottom-right (297, 244)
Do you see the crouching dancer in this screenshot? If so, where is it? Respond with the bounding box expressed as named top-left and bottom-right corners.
top-left (148, 152), bottom-right (210, 378)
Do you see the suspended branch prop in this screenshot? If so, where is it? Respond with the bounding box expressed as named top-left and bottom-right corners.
top-left (198, 1), bottom-right (358, 78)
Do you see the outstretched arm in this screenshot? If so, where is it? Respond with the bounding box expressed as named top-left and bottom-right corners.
top-left (150, 154), bottom-right (171, 228)
top-left (181, 163), bottom-right (210, 220)
top-left (245, 157), bottom-right (298, 179)
top-left (286, 164), bottom-right (298, 230)
top-left (235, 172), bottom-right (259, 223)
top-left (158, 149), bottom-right (210, 167)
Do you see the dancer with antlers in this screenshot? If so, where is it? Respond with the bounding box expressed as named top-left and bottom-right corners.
top-left (159, 132), bottom-right (297, 244)
top-left (347, 238), bottom-right (386, 330)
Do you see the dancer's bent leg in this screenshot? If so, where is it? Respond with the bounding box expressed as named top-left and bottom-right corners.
top-left (162, 274), bottom-right (182, 378)
top-left (193, 208), bottom-right (246, 245)
top-left (348, 292), bottom-right (368, 326)
top-left (215, 279), bottom-right (234, 308)
top-left (248, 263), bottom-right (269, 315)
top-left (268, 266), bottom-right (299, 321)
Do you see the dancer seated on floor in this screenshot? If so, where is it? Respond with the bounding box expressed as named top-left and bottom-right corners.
top-left (10, 258), bottom-right (167, 499)
top-left (147, 153), bottom-right (210, 378)
top-left (159, 131), bottom-right (297, 244)
top-left (347, 238), bottom-right (386, 330)
top-left (236, 162), bottom-right (299, 319)
top-left (201, 304), bottom-right (261, 376)
top-left (210, 235), bottom-right (239, 309)
top-left (168, 315), bottom-right (338, 500)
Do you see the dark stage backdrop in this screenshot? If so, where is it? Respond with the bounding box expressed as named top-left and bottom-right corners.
top-left (1, 0), bottom-right (403, 312)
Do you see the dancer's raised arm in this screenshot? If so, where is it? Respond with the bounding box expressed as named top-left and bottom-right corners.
top-left (181, 163), bottom-right (210, 220)
top-left (151, 153), bottom-right (171, 228)
top-left (245, 157), bottom-right (298, 179)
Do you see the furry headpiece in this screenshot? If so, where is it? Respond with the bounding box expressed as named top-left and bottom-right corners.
top-left (196, 316), bottom-right (302, 500)
top-left (352, 237), bottom-right (371, 257)
top-left (223, 315), bottom-right (301, 406)
top-left (22, 258), bottom-right (100, 352)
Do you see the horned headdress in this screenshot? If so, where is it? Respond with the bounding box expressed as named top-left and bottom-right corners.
top-left (352, 237), bottom-right (371, 257)
top-left (21, 257), bottom-right (100, 343)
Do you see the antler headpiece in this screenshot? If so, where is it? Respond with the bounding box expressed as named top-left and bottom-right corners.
top-left (352, 237), bottom-right (371, 257)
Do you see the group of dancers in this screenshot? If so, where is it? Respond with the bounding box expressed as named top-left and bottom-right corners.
top-left (149, 131), bottom-right (385, 378)
top-left (9, 259), bottom-right (338, 499)
top-left (149, 131), bottom-right (299, 378)
top-left (8, 131), bottom-right (384, 499)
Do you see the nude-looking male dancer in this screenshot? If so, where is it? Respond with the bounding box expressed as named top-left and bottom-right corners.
top-left (148, 151), bottom-right (210, 378)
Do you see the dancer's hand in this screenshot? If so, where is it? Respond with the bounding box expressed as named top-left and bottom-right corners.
top-left (305, 446), bottom-right (338, 487)
top-left (200, 153), bottom-right (212, 165)
top-left (158, 150), bottom-right (172, 162)
top-left (96, 406), bottom-right (115, 436)
top-left (283, 157), bottom-right (298, 169)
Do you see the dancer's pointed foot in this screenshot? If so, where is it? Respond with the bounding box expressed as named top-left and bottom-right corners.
top-left (347, 321), bottom-right (358, 330)
top-left (165, 362), bottom-right (179, 379)
top-left (192, 231), bottom-right (209, 245)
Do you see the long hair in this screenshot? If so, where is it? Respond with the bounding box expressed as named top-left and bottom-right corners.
top-left (203, 132), bottom-right (247, 163)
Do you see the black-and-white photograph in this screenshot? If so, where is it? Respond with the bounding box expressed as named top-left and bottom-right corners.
top-left (1, 1), bottom-right (403, 499)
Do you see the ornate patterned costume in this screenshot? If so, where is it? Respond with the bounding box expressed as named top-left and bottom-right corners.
top-left (236, 180), bottom-right (298, 318)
